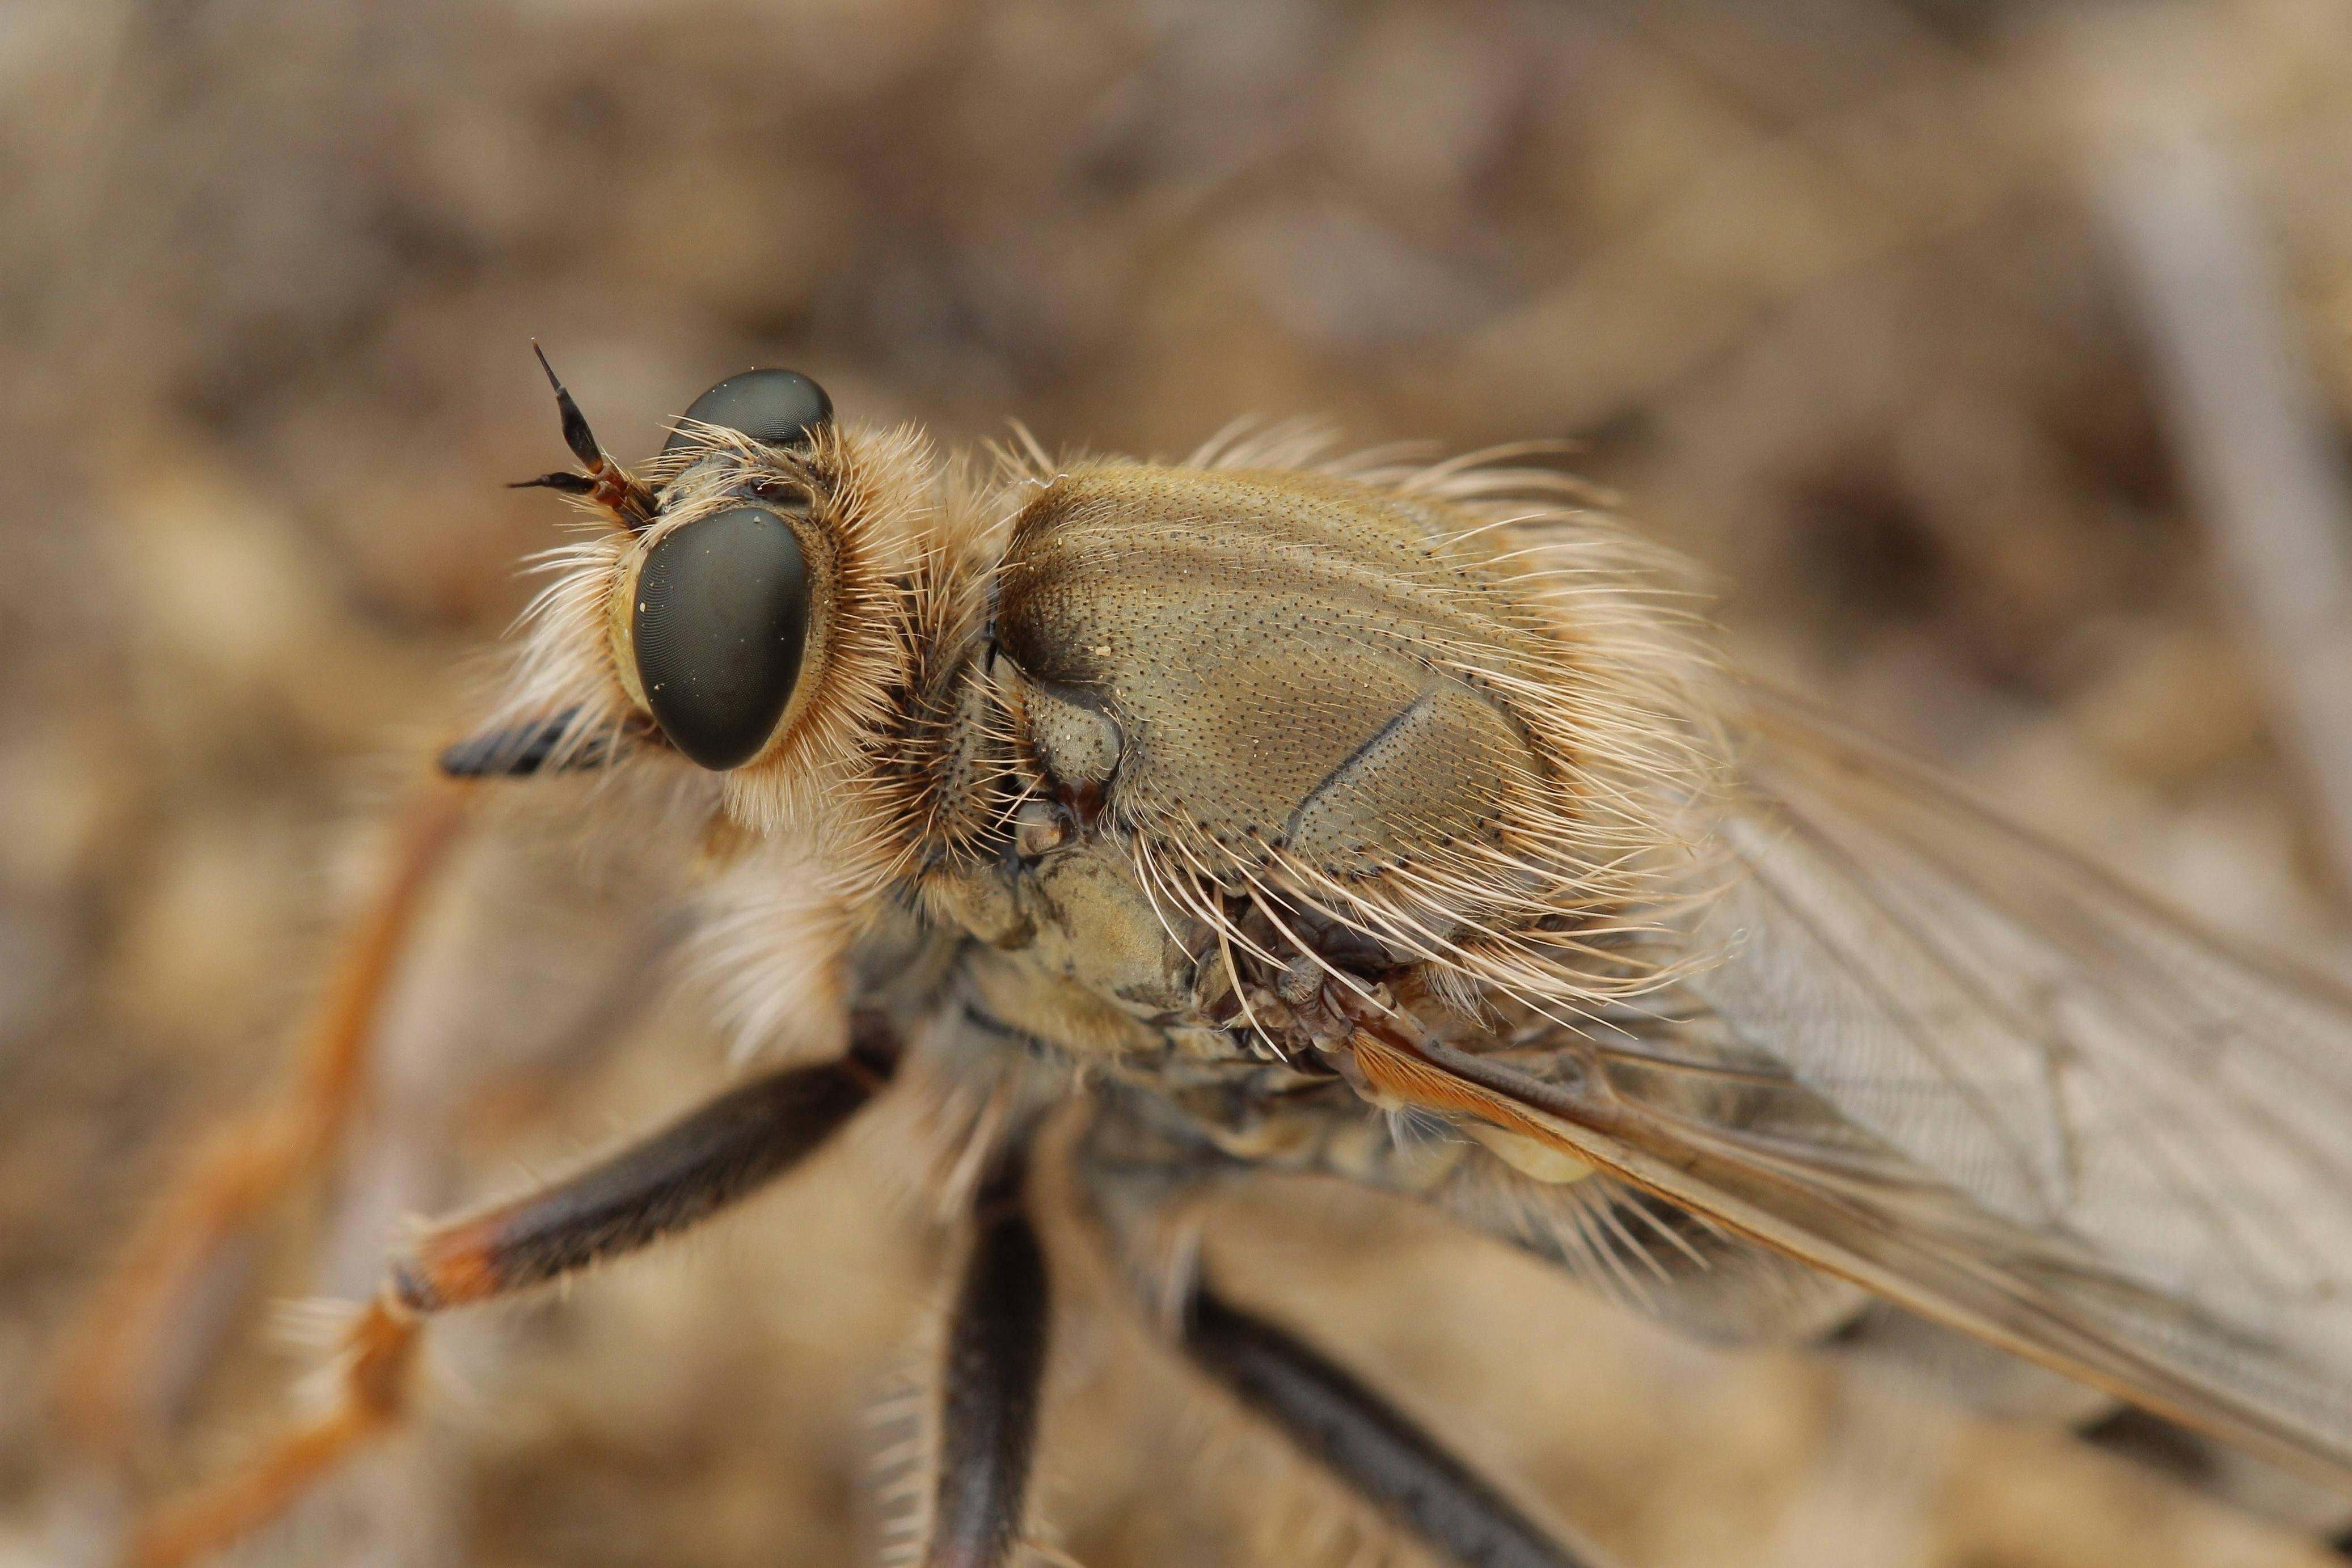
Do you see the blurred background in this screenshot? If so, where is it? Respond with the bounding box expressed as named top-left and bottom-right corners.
top-left (7, 0), bottom-right (2352, 1563)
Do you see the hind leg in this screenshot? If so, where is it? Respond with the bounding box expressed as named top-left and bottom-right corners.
top-left (1068, 1110), bottom-right (1611, 1568)
top-left (1176, 1286), bottom-right (1607, 1568)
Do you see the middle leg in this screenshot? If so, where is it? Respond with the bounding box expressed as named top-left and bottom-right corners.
top-left (904, 1142), bottom-right (1055, 1568)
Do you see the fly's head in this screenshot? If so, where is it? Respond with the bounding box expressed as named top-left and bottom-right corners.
top-left (450, 355), bottom-right (943, 865)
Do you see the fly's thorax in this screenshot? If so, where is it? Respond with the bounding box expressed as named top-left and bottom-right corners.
top-left (991, 464), bottom-right (1543, 878)
top-left (982, 459), bottom-right (1720, 1030)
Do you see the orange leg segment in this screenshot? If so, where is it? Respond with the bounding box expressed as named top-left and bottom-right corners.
top-left (125, 1295), bottom-right (420, 1568)
top-left (58, 775), bottom-right (479, 1460)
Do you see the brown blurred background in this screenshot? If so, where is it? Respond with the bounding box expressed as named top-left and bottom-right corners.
top-left (7, 0), bottom-right (2352, 1563)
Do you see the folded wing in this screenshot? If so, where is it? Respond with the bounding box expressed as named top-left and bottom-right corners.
top-left (1354, 690), bottom-right (2352, 1489)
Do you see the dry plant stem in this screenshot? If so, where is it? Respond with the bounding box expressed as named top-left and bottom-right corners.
top-left (128, 1036), bottom-right (902, 1568)
top-left (60, 775), bottom-right (480, 1458)
top-left (925, 1147), bottom-right (1052, 1568)
top-left (2093, 115), bottom-right (2352, 893)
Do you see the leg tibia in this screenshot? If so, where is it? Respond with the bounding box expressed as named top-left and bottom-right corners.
top-left (396, 1032), bottom-right (894, 1310)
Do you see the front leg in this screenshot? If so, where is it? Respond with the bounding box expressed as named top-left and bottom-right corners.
top-left (129, 1022), bottom-right (900, 1568)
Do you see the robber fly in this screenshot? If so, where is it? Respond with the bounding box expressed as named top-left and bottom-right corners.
top-left (85, 356), bottom-right (2352, 1568)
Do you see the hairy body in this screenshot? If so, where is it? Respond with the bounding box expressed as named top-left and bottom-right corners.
top-left (81, 369), bottom-right (2352, 1567)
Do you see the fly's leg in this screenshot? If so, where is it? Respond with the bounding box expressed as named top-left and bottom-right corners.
top-left (1179, 1287), bottom-right (1609, 1568)
top-left (61, 776), bottom-right (479, 1461)
top-left (128, 1024), bottom-right (901, 1568)
top-left (1070, 1106), bottom-right (1612, 1568)
top-left (889, 1143), bottom-right (1055, 1568)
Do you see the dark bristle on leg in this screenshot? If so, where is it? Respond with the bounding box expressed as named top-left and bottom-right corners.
top-left (925, 1147), bottom-right (1052, 1568)
top-left (1183, 1285), bottom-right (1607, 1568)
top-left (130, 1021), bottom-right (901, 1568)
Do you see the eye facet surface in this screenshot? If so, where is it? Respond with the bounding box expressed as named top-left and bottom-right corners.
top-left (632, 505), bottom-right (811, 770)
top-left (663, 369), bottom-right (833, 454)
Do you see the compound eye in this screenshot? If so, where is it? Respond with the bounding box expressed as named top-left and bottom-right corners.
top-left (632, 506), bottom-right (811, 770)
top-left (663, 369), bottom-right (834, 454)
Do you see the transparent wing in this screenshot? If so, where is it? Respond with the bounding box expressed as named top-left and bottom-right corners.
top-left (1346, 690), bottom-right (2352, 1490)
top-left (1711, 692), bottom-right (2352, 1338)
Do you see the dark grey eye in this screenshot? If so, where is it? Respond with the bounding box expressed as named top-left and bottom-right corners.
top-left (663, 369), bottom-right (833, 454)
top-left (633, 506), bottom-right (811, 770)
